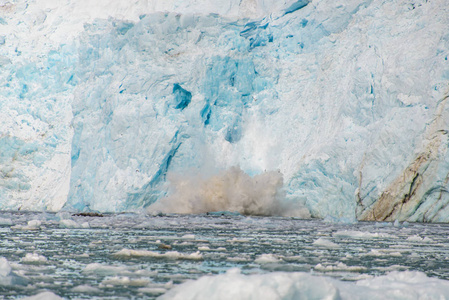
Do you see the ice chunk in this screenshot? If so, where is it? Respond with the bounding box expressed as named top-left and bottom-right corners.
top-left (12, 220), bottom-right (42, 230)
top-left (21, 253), bottom-right (48, 264)
top-left (333, 230), bottom-right (395, 239)
top-left (100, 276), bottom-right (150, 287)
top-left (22, 292), bottom-right (62, 300)
top-left (0, 257), bottom-right (28, 286)
top-left (314, 262), bottom-right (366, 272)
top-left (82, 263), bottom-right (128, 276)
top-left (0, 257), bottom-right (11, 277)
top-left (254, 254), bottom-right (281, 264)
top-left (71, 285), bottom-right (101, 293)
top-left (113, 249), bottom-right (203, 260)
top-left (312, 238), bottom-right (340, 248)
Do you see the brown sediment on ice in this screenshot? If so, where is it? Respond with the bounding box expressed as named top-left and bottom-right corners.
top-left (358, 94), bottom-right (449, 222)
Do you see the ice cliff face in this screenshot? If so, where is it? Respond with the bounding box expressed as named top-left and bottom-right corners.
top-left (0, 0), bottom-right (448, 221)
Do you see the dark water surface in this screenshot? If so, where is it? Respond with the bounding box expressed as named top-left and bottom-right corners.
top-left (0, 212), bottom-right (449, 299)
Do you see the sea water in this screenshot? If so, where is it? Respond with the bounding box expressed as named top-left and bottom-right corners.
top-left (1, 212), bottom-right (449, 299)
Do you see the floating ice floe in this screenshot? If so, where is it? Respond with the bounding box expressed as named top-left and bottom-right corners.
top-left (22, 291), bottom-right (63, 300)
top-left (11, 220), bottom-right (42, 231)
top-left (406, 235), bottom-right (434, 243)
top-left (254, 254), bottom-right (281, 264)
top-left (21, 253), bottom-right (48, 264)
top-left (59, 219), bottom-right (90, 228)
top-left (314, 262), bottom-right (367, 272)
top-left (113, 249), bottom-right (203, 260)
top-left (312, 238), bottom-right (340, 248)
top-left (333, 230), bottom-right (395, 239)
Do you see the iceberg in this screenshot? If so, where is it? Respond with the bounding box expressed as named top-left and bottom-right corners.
top-left (0, 0), bottom-right (448, 222)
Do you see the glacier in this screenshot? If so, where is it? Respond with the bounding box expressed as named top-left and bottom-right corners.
top-left (0, 0), bottom-right (448, 221)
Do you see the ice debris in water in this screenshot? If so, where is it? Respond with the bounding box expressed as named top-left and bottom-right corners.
top-left (160, 269), bottom-right (449, 300)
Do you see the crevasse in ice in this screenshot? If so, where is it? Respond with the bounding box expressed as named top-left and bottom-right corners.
top-left (0, 0), bottom-right (448, 221)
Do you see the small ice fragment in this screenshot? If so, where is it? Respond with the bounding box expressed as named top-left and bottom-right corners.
top-left (313, 238), bottom-right (340, 248)
top-left (407, 235), bottom-right (423, 242)
top-left (12, 220), bottom-right (42, 230)
top-left (182, 234), bottom-right (195, 239)
top-left (81, 222), bottom-right (90, 228)
top-left (59, 219), bottom-right (80, 228)
top-left (21, 253), bottom-right (47, 264)
top-left (82, 263), bottom-right (127, 275)
top-left (333, 230), bottom-right (393, 239)
top-left (198, 246), bottom-right (210, 251)
top-left (422, 237), bottom-right (434, 243)
top-left (314, 262), bottom-right (366, 272)
top-left (22, 291), bottom-right (63, 300)
top-left (71, 285), bottom-right (101, 293)
top-left (254, 254), bottom-right (281, 264)
top-left (0, 257), bottom-right (12, 277)
top-left (100, 276), bottom-right (150, 286)
top-left (28, 220), bottom-right (41, 227)
top-left (113, 249), bottom-right (203, 260)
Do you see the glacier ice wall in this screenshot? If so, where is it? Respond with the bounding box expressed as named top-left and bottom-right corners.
top-left (0, 0), bottom-right (448, 221)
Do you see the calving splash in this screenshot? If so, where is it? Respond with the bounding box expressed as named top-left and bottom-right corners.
top-left (148, 166), bottom-right (309, 217)
top-left (0, 0), bottom-right (449, 222)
